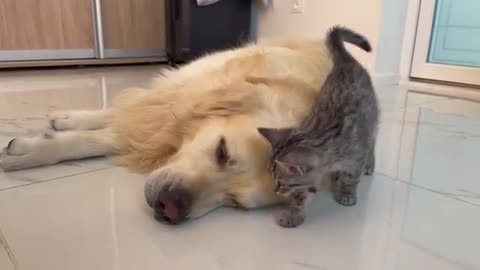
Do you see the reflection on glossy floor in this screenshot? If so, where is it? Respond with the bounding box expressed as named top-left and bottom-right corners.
top-left (1, 66), bottom-right (480, 270)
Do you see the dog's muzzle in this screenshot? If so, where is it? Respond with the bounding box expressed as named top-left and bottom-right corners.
top-left (144, 174), bottom-right (193, 225)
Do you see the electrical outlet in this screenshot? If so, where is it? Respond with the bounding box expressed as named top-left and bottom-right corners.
top-left (291, 0), bottom-right (304, 14)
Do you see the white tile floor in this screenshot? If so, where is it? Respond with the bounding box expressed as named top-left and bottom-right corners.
top-left (0, 66), bottom-right (480, 270)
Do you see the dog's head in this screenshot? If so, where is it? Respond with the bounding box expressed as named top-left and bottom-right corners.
top-left (116, 76), bottom-right (317, 224)
top-left (144, 114), bottom-right (282, 224)
top-left (115, 81), bottom-right (280, 224)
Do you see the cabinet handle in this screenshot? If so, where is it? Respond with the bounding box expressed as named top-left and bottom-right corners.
top-left (92, 0), bottom-right (105, 59)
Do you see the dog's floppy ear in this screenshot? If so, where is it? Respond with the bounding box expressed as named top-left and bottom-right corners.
top-left (258, 127), bottom-right (293, 146)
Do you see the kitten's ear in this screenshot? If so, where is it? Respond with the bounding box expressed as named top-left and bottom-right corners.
top-left (257, 127), bottom-right (293, 145)
top-left (275, 160), bottom-right (312, 176)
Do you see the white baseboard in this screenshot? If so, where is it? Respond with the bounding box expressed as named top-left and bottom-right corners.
top-left (373, 73), bottom-right (401, 87)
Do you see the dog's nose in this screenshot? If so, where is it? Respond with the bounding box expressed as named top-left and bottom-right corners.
top-left (154, 186), bottom-right (193, 224)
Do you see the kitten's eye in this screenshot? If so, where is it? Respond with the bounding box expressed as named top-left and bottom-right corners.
top-left (274, 171), bottom-right (284, 182)
top-left (215, 137), bottom-right (230, 167)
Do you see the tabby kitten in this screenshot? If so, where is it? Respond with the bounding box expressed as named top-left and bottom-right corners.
top-left (258, 26), bottom-right (379, 228)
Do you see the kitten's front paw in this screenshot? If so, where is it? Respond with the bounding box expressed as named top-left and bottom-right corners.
top-left (335, 192), bottom-right (358, 206)
top-left (364, 165), bottom-right (374, 175)
top-left (275, 210), bottom-right (304, 228)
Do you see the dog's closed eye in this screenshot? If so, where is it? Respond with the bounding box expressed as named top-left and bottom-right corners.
top-left (215, 137), bottom-right (229, 167)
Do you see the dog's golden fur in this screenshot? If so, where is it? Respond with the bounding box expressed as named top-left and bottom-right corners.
top-left (0, 39), bottom-right (332, 221)
top-left (111, 40), bottom-right (332, 218)
top-left (113, 41), bottom-right (330, 171)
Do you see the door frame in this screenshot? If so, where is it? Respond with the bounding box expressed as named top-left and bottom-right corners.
top-left (410, 0), bottom-right (480, 86)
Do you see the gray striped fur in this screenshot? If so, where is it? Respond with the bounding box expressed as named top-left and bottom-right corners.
top-left (258, 26), bottom-right (379, 228)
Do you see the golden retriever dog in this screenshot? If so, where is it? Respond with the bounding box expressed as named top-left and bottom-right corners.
top-left (0, 40), bottom-right (332, 224)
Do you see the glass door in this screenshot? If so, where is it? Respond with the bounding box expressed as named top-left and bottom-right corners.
top-left (411, 0), bottom-right (480, 85)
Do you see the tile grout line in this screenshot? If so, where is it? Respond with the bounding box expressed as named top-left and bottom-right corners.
top-left (392, 90), bottom-right (410, 180)
top-left (375, 172), bottom-right (480, 208)
top-left (0, 166), bottom-right (115, 192)
top-left (0, 227), bottom-right (18, 270)
top-left (377, 86), bottom-right (478, 114)
top-left (409, 89), bottom-right (480, 103)
top-left (404, 108), bottom-right (423, 188)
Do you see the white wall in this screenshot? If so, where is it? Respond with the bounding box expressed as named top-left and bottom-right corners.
top-left (254, 0), bottom-right (384, 71)
top-left (374, 0), bottom-right (409, 82)
top-left (253, 0), bottom-right (410, 82)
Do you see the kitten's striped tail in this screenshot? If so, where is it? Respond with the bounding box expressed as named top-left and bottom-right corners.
top-left (326, 26), bottom-right (372, 64)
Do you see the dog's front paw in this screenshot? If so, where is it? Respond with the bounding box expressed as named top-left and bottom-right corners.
top-left (1, 138), bottom-right (27, 170)
top-left (0, 134), bottom-right (56, 171)
top-left (275, 210), bottom-right (304, 228)
top-left (0, 147), bottom-right (25, 171)
top-left (4, 137), bottom-right (33, 156)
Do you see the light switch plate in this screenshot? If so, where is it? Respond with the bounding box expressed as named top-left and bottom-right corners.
top-left (291, 0), bottom-right (305, 13)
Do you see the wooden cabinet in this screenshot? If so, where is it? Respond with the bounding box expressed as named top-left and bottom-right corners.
top-left (0, 0), bottom-right (166, 66)
top-left (0, 0), bottom-right (95, 61)
top-left (101, 0), bottom-right (166, 57)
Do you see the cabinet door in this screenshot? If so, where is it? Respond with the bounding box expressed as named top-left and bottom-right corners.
top-left (100, 0), bottom-right (166, 58)
top-left (0, 0), bottom-right (95, 61)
